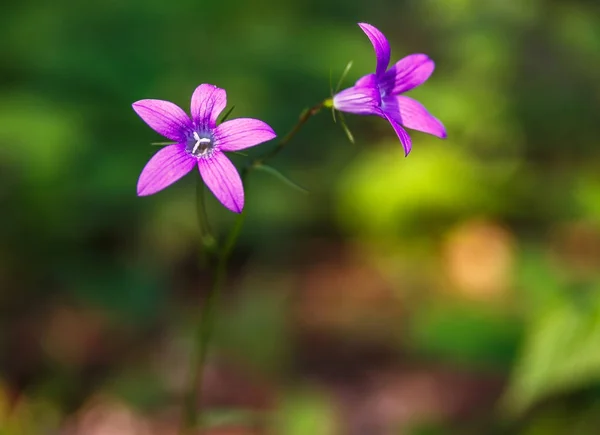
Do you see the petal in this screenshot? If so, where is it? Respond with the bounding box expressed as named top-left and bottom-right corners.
top-left (198, 152), bottom-right (244, 213)
top-left (190, 84), bottom-right (227, 129)
top-left (393, 96), bottom-right (447, 138)
top-left (358, 22), bottom-right (390, 77)
top-left (137, 144), bottom-right (195, 196)
top-left (333, 85), bottom-right (382, 116)
top-left (383, 113), bottom-right (413, 156)
top-left (355, 72), bottom-right (378, 88)
top-left (214, 118), bottom-right (276, 152)
top-left (380, 54), bottom-right (435, 95)
top-left (132, 99), bottom-right (192, 141)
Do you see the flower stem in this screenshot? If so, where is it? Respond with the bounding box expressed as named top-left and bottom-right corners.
top-left (182, 217), bottom-right (243, 431)
top-left (180, 99), bottom-right (327, 434)
top-left (196, 177), bottom-right (217, 254)
top-left (251, 100), bottom-right (326, 168)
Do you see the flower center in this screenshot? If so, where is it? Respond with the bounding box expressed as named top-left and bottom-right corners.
top-left (378, 83), bottom-right (387, 99)
top-left (186, 131), bottom-right (214, 157)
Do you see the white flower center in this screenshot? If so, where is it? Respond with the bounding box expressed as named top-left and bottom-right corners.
top-left (187, 131), bottom-right (213, 157)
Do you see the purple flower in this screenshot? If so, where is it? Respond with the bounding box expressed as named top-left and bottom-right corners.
top-left (333, 23), bottom-right (446, 155)
top-left (132, 84), bottom-right (276, 213)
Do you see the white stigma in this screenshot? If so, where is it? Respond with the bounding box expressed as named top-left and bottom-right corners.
top-left (192, 131), bottom-right (211, 155)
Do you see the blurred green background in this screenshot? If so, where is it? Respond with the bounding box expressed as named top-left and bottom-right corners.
top-left (2, 0), bottom-right (600, 433)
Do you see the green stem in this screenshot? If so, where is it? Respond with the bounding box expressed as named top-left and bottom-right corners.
top-left (250, 100), bottom-right (327, 168)
top-left (196, 177), bottom-right (216, 253)
top-left (180, 98), bottom-right (327, 434)
top-left (181, 256), bottom-right (223, 430)
top-left (180, 207), bottom-right (247, 435)
top-left (180, 183), bottom-right (216, 433)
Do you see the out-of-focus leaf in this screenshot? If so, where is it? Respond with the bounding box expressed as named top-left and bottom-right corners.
top-left (501, 282), bottom-right (600, 417)
top-left (255, 164), bottom-right (308, 194)
top-left (276, 390), bottom-right (337, 435)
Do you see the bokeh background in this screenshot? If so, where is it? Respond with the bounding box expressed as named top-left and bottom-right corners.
top-left (2, 0), bottom-right (600, 433)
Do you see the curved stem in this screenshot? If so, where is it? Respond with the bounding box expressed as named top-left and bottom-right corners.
top-left (180, 99), bottom-right (327, 434)
top-left (251, 100), bottom-right (326, 168)
top-left (219, 100), bottom-right (327, 268)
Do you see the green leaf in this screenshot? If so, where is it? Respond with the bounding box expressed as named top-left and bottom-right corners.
top-left (335, 60), bottom-right (353, 93)
top-left (338, 112), bottom-right (355, 144)
top-left (229, 151), bottom-right (248, 157)
top-left (501, 282), bottom-right (600, 417)
top-left (150, 141), bottom-right (176, 146)
top-left (218, 105), bottom-right (235, 124)
top-left (255, 164), bottom-right (308, 194)
top-left (329, 60), bottom-right (354, 125)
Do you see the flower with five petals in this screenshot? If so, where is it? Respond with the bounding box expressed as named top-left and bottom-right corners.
top-left (133, 84), bottom-right (276, 213)
top-left (333, 23), bottom-right (446, 155)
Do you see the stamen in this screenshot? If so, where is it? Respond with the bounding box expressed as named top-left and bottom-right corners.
top-left (191, 132), bottom-right (211, 155)
top-left (188, 131), bottom-right (213, 157)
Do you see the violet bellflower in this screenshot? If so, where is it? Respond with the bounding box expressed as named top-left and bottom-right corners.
top-left (333, 23), bottom-right (446, 155)
top-left (132, 84), bottom-right (276, 213)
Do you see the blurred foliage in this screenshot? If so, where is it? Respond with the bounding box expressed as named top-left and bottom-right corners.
top-left (1, 0), bottom-right (600, 433)
top-left (502, 251), bottom-right (600, 417)
top-left (276, 391), bottom-right (338, 435)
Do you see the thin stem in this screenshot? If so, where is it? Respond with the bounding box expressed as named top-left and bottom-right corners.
top-left (221, 100), bottom-right (327, 261)
top-left (180, 99), bottom-right (327, 434)
top-left (196, 177), bottom-right (216, 253)
top-left (250, 100), bottom-right (326, 168)
top-left (180, 210), bottom-right (246, 434)
top-left (181, 260), bottom-right (222, 430)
